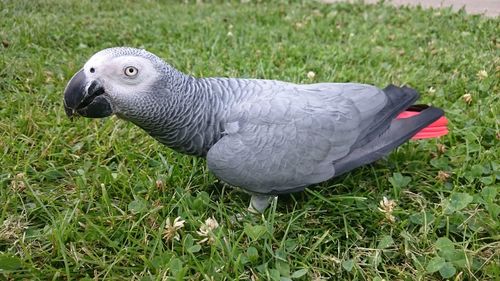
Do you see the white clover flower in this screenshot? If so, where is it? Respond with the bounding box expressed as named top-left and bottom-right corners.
top-left (197, 217), bottom-right (219, 244)
top-left (163, 216), bottom-right (185, 242)
top-left (307, 71), bottom-right (316, 80)
top-left (378, 196), bottom-right (397, 223)
top-left (462, 93), bottom-right (472, 104)
top-left (476, 70), bottom-right (488, 80)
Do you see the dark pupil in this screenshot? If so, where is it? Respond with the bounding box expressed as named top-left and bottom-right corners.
top-left (90, 68), bottom-right (95, 73)
top-left (128, 68), bottom-right (134, 73)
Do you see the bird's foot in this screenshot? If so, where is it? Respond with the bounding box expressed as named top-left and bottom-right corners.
top-left (248, 195), bottom-right (274, 214)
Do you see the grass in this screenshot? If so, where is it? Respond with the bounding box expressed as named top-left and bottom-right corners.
top-left (0, 0), bottom-right (499, 280)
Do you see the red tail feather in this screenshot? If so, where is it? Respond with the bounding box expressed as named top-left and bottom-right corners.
top-left (397, 108), bottom-right (448, 139)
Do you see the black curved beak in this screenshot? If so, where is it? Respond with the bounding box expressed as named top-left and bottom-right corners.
top-left (63, 69), bottom-right (113, 118)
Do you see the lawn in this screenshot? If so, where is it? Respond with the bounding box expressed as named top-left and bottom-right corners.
top-left (0, 0), bottom-right (499, 280)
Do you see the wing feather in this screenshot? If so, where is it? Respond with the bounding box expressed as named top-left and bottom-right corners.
top-left (207, 81), bottom-right (387, 194)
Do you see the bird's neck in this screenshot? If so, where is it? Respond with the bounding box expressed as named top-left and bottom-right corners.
top-left (125, 71), bottom-right (226, 157)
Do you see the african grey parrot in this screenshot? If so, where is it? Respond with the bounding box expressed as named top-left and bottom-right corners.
top-left (63, 47), bottom-right (447, 213)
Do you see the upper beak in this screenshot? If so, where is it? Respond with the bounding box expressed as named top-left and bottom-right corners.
top-left (63, 69), bottom-right (113, 118)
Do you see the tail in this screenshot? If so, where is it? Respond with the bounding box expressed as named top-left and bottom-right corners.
top-left (352, 84), bottom-right (420, 148)
top-left (333, 86), bottom-right (447, 176)
top-left (397, 105), bottom-right (449, 139)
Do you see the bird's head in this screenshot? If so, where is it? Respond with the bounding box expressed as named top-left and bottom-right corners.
top-left (63, 47), bottom-right (169, 119)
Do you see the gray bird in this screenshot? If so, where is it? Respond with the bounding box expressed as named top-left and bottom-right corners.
top-left (64, 47), bottom-right (445, 213)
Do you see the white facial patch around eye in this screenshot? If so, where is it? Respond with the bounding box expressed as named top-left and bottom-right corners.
top-left (113, 56), bottom-right (156, 80)
top-left (76, 50), bottom-right (161, 114)
top-left (83, 53), bottom-right (159, 95)
top-left (104, 56), bottom-right (159, 95)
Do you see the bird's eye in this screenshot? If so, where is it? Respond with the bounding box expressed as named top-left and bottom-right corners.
top-left (124, 66), bottom-right (138, 77)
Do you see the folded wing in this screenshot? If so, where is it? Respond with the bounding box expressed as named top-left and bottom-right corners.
top-left (207, 81), bottom-right (391, 194)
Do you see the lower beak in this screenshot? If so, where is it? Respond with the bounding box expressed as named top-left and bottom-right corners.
top-left (63, 69), bottom-right (113, 118)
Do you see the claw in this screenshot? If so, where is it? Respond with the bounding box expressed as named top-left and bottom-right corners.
top-left (248, 195), bottom-right (274, 214)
